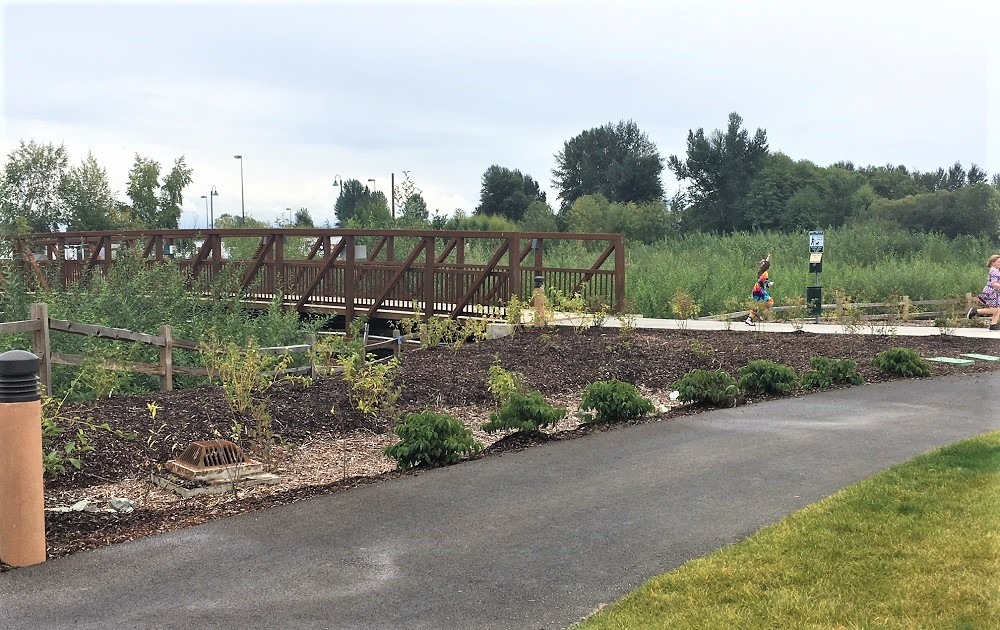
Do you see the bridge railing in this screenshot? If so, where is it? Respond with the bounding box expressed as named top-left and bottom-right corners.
top-left (13, 229), bottom-right (626, 323)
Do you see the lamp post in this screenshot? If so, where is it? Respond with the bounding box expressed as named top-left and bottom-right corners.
top-left (368, 178), bottom-right (375, 192)
top-left (210, 186), bottom-right (218, 229)
top-left (233, 155), bottom-right (245, 224)
top-left (200, 195), bottom-right (208, 229)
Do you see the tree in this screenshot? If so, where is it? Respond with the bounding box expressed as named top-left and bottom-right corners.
top-left (859, 164), bottom-right (921, 200)
top-left (294, 208), bottom-right (314, 227)
top-left (564, 194), bottom-right (672, 244)
top-left (347, 193), bottom-right (392, 228)
top-left (967, 163), bottom-right (987, 186)
top-left (476, 165), bottom-right (546, 222)
top-left (60, 152), bottom-right (123, 231)
top-left (0, 140), bottom-right (69, 232)
top-left (126, 154), bottom-right (192, 229)
top-left (945, 161), bottom-right (967, 191)
top-left (518, 200), bottom-right (558, 232)
top-left (668, 112), bottom-right (768, 233)
top-left (552, 119), bottom-right (663, 215)
top-left (397, 193), bottom-right (429, 227)
top-left (335, 179), bottom-right (382, 226)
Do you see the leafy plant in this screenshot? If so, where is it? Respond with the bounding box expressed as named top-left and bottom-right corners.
top-left (579, 380), bottom-right (655, 424)
top-left (670, 289), bottom-right (700, 329)
top-left (481, 390), bottom-right (568, 434)
top-left (738, 359), bottom-right (798, 395)
top-left (833, 290), bottom-right (865, 334)
top-left (199, 334), bottom-right (304, 468)
top-left (384, 410), bottom-right (483, 471)
top-left (872, 347), bottom-right (932, 377)
top-left (487, 356), bottom-right (525, 403)
top-left (673, 369), bottom-right (740, 407)
top-left (341, 352), bottom-right (402, 426)
top-left (41, 385), bottom-right (136, 478)
top-left (800, 356), bottom-right (865, 389)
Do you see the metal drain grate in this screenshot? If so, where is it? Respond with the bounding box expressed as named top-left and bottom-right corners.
top-left (166, 439), bottom-right (263, 481)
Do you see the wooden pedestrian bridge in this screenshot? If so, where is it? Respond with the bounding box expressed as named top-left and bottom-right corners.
top-left (11, 228), bottom-right (626, 326)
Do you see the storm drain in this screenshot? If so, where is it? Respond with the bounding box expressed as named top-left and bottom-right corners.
top-left (154, 439), bottom-right (281, 499)
top-left (165, 439), bottom-right (264, 482)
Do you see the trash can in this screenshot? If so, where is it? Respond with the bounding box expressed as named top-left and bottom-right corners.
top-left (806, 286), bottom-right (822, 318)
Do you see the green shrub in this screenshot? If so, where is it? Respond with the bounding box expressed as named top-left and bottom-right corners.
top-left (487, 356), bottom-right (525, 403)
top-left (738, 359), bottom-right (799, 395)
top-left (579, 380), bottom-right (655, 424)
top-left (800, 356), bottom-right (865, 388)
top-left (674, 369), bottom-right (740, 407)
top-left (481, 390), bottom-right (567, 434)
top-left (384, 411), bottom-right (483, 471)
top-left (872, 347), bottom-right (932, 377)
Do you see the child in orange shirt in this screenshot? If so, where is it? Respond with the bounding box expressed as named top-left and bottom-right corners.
top-left (746, 255), bottom-right (774, 326)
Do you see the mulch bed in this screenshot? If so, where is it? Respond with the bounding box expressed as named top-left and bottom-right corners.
top-left (5, 326), bottom-right (1000, 570)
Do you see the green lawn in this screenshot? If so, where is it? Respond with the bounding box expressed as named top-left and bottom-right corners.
top-left (574, 431), bottom-right (1000, 629)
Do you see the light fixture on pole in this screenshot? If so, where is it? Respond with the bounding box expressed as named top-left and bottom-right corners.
top-left (332, 174), bottom-right (343, 195)
top-left (368, 178), bottom-right (376, 191)
top-left (210, 186), bottom-right (218, 229)
top-left (200, 195), bottom-right (208, 229)
top-left (233, 155), bottom-right (245, 224)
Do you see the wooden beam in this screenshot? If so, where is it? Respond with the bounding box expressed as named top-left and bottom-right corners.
top-left (294, 239), bottom-right (347, 310)
top-left (448, 240), bottom-right (509, 317)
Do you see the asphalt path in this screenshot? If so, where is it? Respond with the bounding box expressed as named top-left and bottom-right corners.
top-left (2, 372), bottom-right (998, 630)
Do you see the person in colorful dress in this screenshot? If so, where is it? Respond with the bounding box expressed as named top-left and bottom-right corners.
top-left (746, 255), bottom-right (774, 326)
top-left (967, 254), bottom-right (1000, 331)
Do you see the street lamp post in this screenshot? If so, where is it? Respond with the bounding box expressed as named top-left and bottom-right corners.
top-left (367, 178), bottom-right (375, 192)
top-left (234, 155), bottom-right (245, 224)
top-left (210, 186), bottom-right (218, 228)
top-left (200, 195), bottom-right (208, 229)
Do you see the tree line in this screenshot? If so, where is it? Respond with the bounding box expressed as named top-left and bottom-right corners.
top-left (4, 113), bottom-right (999, 243)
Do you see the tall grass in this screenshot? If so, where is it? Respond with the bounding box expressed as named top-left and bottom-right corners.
top-left (0, 252), bottom-right (323, 399)
top-left (622, 226), bottom-right (995, 317)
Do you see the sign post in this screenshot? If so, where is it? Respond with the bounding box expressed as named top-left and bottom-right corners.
top-left (807, 230), bottom-right (824, 322)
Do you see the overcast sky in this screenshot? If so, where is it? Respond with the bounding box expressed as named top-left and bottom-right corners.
top-left (2, 0), bottom-right (997, 229)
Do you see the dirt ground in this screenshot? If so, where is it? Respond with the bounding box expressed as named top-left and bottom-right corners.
top-left (7, 325), bottom-right (1000, 570)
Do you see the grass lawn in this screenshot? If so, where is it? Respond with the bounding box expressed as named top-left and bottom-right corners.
top-left (574, 431), bottom-right (1000, 629)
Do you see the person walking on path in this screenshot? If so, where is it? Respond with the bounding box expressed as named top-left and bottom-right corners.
top-left (746, 254), bottom-right (775, 326)
top-left (967, 254), bottom-right (1000, 330)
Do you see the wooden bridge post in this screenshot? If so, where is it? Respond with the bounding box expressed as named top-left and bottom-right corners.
top-left (344, 235), bottom-right (356, 330)
top-left (423, 236), bottom-right (435, 318)
top-left (29, 303), bottom-right (51, 396)
top-left (159, 324), bottom-right (173, 392)
top-left (508, 235), bottom-right (521, 305)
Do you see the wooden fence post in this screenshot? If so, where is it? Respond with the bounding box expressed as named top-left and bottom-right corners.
top-left (29, 303), bottom-right (51, 395)
top-left (305, 333), bottom-right (317, 377)
top-left (901, 295), bottom-right (911, 321)
top-left (159, 324), bottom-right (173, 392)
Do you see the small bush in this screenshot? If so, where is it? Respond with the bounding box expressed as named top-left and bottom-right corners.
top-left (487, 356), bottom-right (525, 403)
top-left (384, 411), bottom-right (483, 471)
top-left (673, 369), bottom-right (740, 408)
top-left (872, 347), bottom-right (932, 377)
top-left (579, 380), bottom-right (655, 424)
top-left (738, 359), bottom-right (798, 395)
top-left (481, 390), bottom-right (567, 434)
top-left (800, 356), bottom-right (865, 389)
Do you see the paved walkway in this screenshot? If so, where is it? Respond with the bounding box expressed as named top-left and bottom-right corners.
top-left (2, 373), bottom-right (998, 629)
top-left (567, 313), bottom-right (1000, 337)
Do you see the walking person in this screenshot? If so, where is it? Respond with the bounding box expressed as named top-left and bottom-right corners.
top-left (746, 254), bottom-right (775, 326)
top-left (967, 254), bottom-right (1000, 330)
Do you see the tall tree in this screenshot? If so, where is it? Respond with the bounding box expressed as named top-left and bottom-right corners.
top-left (60, 152), bottom-right (123, 231)
top-left (860, 164), bottom-right (921, 200)
top-left (944, 161), bottom-right (967, 191)
top-left (397, 193), bottom-right (429, 227)
top-left (552, 119), bottom-right (663, 215)
top-left (334, 179), bottom-right (379, 226)
top-left (967, 163), bottom-right (987, 186)
top-left (668, 112), bottom-right (769, 233)
top-left (476, 165), bottom-right (546, 222)
top-left (0, 140), bottom-right (69, 232)
top-left (293, 208), bottom-right (314, 227)
top-left (158, 156), bottom-right (193, 229)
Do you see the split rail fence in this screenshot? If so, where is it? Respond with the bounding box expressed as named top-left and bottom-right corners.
top-left (0, 303), bottom-right (412, 395)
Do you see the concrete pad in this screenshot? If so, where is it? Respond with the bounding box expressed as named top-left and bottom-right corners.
top-left (926, 357), bottom-right (976, 366)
